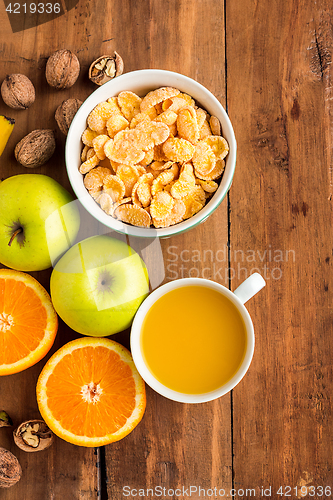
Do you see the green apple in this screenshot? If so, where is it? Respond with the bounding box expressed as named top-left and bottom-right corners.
top-left (0, 174), bottom-right (80, 271)
top-left (50, 235), bottom-right (149, 336)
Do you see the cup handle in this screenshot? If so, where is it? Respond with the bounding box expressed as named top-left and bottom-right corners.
top-left (233, 273), bottom-right (266, 304)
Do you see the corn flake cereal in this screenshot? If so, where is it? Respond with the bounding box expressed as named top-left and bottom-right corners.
top-left (83, 166), bottom-right (112, 191)
top-left (116, 164), bottom-right (141, 197)
top-left (132, 182), bottom-right (143, 207)
top-left (153, 199), bottom-right (186, 228)
top-left (202, 135), bottom-right (229, 160)
top-left (106, 97), bottom-right (121, 111)
top-left (210, 116), bottom-right (221, 136)
top-left (103, 174), bottom-right (126, 202)
top-left (90, 189), bottom-right (103, 202)
top-left (134, 120), bottom-right (170, 151)
top-left (153, 143), bottom-right (169, 162)
top-left (196, 108), bottom-right (207, 130)
top-left (99, 158), bottom-right (115, 172)
top-left (177, 106), bottom-right (199, 144)
top-left (182, 185), bottom-right (206, 219)
top-left (199, 119), bottom-right (212, 139)
top-left (179, 93), bottom-right (195, 106)
top-left (118, 91), bottom-right (142, 121)
top-left (80, 86), bottom-right (229, 228)
top-left (137, 182), bottom-right (152, 208)
top-left (195, 159), bottom-right (225, 181)
top-left (140, 87), bottom-right (180, 113)
top-left (192, 142), bottom-right (216, 176)
top-left (162, 96), bottom-right (188, 113)
top-left (87, 102), bottom-right (115, 133)
top-left (168, 123), bottom-right (178, 136)
top-left (155, 109), bottom-right (178, 126)
top-left (114, 205), bottom-right (152, 227)
top-left (137, 172), bottom-right (154, 184)
top-left (196, 179), bottom-right (219, 193)
top-left (81, 144), bottom-right (90, 162)
top-left (130, 113), bottom-right (151, 129)
top-left (92, 134), bottom-right (109, 160)
top-left (79, 154), bottom-right (100, 174)
top-left (162, 137), bottom-right (195, 163)
top-left (82, 128), bottom-right (100, 147)
top-left (151, 160), bottom-right (174, 171)
top-left (111, 197), bottom-right (132, 214)
top-left (87, 148), bottom-right (96, 161)
top-left (150, 191), bottom-right (175, 219)
top-left (84, 169), bottom-right (103, 191)
top-left (151, 169), bottom-right (176, 196)
top-left (139, 148), bottom-right (154, 166)
top-left (106, 111), bottom-right (129, 138)
top-left (179, 163), bottom-right (196, 185)
top-left (105, 132), bottom-right (145, 165)
top-left (99, 192), bottom-right (114, 215)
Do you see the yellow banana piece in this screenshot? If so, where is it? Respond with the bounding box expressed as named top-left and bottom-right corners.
top-left (0, 115), bottom-right (15, 156)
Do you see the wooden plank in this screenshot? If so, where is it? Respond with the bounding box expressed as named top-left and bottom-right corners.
top-left (227, 0), bottom-right (333, 495)
top-left (104, 0), bottom-right (233, 497)
top-left (0, 4), bottom-right (101, 498)
top-left (108, 202), bottom-right (233, 498)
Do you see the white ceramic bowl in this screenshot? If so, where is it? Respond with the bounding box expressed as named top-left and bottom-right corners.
top-left (66, 69), bottom-right (237, 238)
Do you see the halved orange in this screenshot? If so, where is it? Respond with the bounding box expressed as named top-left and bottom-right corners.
top-left (36, 337), bottom-right (146, 447)
top-left (0, 269), bottom-right (58, 376)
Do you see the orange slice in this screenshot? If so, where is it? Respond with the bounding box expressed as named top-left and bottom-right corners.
top-left (0, 269), bottom-right (58, 376)
top-left (36, 337), bottom-right (146, 447)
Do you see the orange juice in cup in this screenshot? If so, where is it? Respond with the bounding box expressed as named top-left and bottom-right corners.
top-left (141, 286), bottom-right (247, 394)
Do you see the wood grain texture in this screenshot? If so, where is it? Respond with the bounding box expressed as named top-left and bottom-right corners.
top-left (103, 0), bottom-right (232, 497)
top-left (0, 0), bottom-right (231, 498)
top-left (0, 3), bottom-right (100, 499)
top-left (1, 0), bottom-right (332, 498)
top-left (227, 0), bottom-right (333, 495)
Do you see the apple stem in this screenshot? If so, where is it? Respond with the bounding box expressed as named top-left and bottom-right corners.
top-left (8, 228), bottom-right (23, 247)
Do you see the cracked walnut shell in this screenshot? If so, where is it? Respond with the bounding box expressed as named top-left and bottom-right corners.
top-left (0, 410), bottom-right (12, 428)
top-left (46, 49), bottom-right (80, 89)
top-left (13, 420), bottom-right (54, 452)
top-left (55, 98), bottom-right (82, 135)
top-left (1, 74), bottom-right (35, 110)
top-left (15, 129), bottom-right (56, 168)
top-left (0, 447), bottom-right (22, 488)
top-left (89, 52), bottom-right (124, 86)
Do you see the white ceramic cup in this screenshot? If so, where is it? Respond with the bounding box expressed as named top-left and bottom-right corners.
top-left (130, 273), bottom-right (266, 403)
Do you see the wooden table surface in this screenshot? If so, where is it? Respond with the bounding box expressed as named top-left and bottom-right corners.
top-left (0, 0), bottom-right (332, 499)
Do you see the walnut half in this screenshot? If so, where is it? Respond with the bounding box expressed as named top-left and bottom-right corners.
top-left (13, 420), bottom-right (54, 452)
top-left (89, 52), bottom-right (124, 86)
top-left (0, 410), bottom-right (12, 428)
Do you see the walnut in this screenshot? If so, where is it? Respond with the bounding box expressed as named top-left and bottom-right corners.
top-left (55, 98), bottom-right (82, 135)
top-left (13, 420), bottom-right (54, 453)
top-left (89, 52), bottom-right (124, 86)
top-left (15, 130), bottom-right (56, 168)
top-left (1, 74), bottom-right (35, 109)
top-left (0, 447), bottom-right (22, 488)
top-left (0, 410), bottom-right (12, 428)
top-left (46, 49), bottom-right (80, 89)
